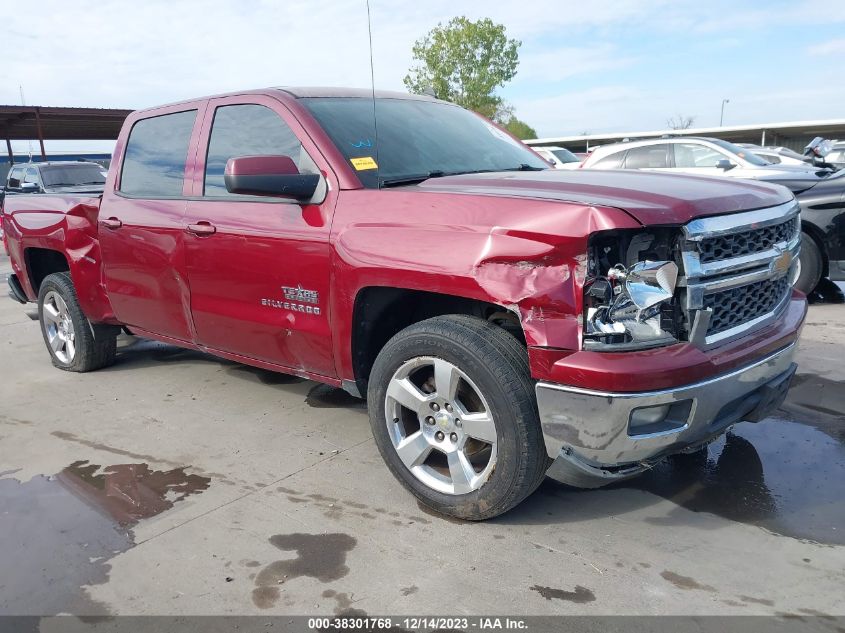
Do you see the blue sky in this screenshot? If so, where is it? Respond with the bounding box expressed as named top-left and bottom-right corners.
top-left (3, 0), bottom-right (844, 151)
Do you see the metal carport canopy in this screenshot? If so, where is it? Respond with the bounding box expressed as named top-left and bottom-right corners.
top-left (526, 118), bottom-right (845, 152)
top-left (1, 105), bottom-right (132, 160)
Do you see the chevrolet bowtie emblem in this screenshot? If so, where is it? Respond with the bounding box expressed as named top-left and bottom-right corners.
top-left (773, 249), bottom-right (792, 275)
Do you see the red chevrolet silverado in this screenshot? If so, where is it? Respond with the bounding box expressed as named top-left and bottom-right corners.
top-left (1, 88), bottom-right (805, 519)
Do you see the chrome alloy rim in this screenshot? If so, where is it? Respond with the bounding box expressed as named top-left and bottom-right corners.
top-left (42, 291), bottom-right (76, 363)
top-left (384, 356), bottom-right (498, 495)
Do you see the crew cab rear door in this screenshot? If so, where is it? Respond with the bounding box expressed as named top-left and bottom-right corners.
top-left (99, 103), bottom-right (206, 341)
top-left (183, 94), bottom-right (338, 378)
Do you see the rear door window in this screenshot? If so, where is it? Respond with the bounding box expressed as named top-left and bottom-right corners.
top-left (623, 144), bottom-right (670, 169)
top-left (591, 151), bottom-right (625, 169)
top-left (120, 110), bottom-right (197, 197)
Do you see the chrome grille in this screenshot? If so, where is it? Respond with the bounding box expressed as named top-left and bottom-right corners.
top-left (680, 201), bottom-right (800, 347)
top-left (697, 216), bottom-right (798, 263)
top-left (703, 275), bottom-right (790, 336)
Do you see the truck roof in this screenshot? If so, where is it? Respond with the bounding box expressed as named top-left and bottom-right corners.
top-left (276, 86), bottom-right (440, 101)
top-left (130, 87), bottom-right (446, 118)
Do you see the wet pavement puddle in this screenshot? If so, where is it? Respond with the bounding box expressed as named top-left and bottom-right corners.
top-left (621, 413), bottom-right (845, 546)
top-left (0, 461), bottom-right (209, 615)
top-left (251, 533), bottom-right (357, 609)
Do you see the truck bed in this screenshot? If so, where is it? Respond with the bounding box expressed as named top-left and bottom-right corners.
top-left (2, 193), bottom-right (115, 322)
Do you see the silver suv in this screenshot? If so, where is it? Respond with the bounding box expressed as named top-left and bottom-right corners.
top-left (582, 137), bottom-right (822, 179)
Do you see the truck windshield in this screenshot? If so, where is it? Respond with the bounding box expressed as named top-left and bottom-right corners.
top-left (301, 97), bottom-right (548, 188)
top-left (40, 164), bottom-right (106, 187)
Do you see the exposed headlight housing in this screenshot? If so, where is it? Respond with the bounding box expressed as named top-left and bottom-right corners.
top-left (583, 229), bottom-right (684, 351)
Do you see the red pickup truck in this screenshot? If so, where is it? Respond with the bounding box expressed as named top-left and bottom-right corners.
top-left (2, 88), bottom-right (805, 519)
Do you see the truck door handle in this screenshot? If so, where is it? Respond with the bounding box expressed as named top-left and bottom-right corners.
top-left (186, 222), bottom-right (217, 236)
top-left (101, 217), bottom-right (122, 229)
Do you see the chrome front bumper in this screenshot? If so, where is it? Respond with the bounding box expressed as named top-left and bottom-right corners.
top-left (536, 343), bottom-right (797, 487)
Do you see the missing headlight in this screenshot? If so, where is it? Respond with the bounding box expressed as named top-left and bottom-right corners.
top-left (584, 229), bottom-right (685, 351)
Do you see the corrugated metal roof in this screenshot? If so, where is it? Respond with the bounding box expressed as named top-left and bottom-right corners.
top-left (0, 105), bottom-right (132, 141)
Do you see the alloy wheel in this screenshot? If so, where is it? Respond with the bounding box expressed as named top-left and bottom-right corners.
top-left (384, 356), bottom-right (498, 495)
top-left (42, 291), bottom-right (76, 364)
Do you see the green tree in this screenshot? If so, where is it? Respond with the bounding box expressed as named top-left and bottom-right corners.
top-left (404, 16), bottom-right (520, 118)
top-left (501, 116), bottom-right (537, 140)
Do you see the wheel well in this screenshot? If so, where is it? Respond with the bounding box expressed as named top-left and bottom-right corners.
top-left (351, 287), bottom-right (523, 393)
top-left (25, 248), bottom-right (70, 292)
top-left (801, 221), bottom-right (829, 277)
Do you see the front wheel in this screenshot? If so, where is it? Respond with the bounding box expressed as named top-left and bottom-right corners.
top-left (38, 272), bottom-right (117, 372)
top-left (367, 315), bottom-right (548, 520)
top-left (795, 231), bottom-right (823, 295)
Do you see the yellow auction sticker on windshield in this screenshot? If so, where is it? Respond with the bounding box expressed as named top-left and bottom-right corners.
top-left (350, 156), bottom-right (378, 171)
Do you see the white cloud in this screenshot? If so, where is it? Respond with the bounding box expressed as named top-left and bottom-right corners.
top-left (515, 45), bottom-right (638, 83)
top-left (3, 0), bottom-right (845, 151)
top-left (807, 38), bottom-right (845, 56)
top-left (520, 79), bottom-right (845, 139)
top-left (514, 86), bottom-right (650, 137)
top-left (0, 0), bottom-right (664, 111)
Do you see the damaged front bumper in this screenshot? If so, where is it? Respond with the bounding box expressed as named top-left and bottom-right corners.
top-left (536, 342), bottom-right (797, 488)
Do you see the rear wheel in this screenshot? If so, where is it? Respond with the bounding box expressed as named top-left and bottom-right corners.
top-left (38, 272), bottom-right (117, 372)
top-left (367, 315), bottom-right (548, 520)
top-left (795, 231), bottom-right (823, 294)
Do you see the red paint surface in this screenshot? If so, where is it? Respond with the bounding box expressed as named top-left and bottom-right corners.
top-left (2, 88), bottom-right (805, 392)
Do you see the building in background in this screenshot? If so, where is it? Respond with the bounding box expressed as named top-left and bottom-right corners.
top-left (526, 119), bottom-right (845, 154)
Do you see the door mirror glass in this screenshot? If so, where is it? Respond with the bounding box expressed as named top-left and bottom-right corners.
top-left (715, 158), bottom-right (736, 171)
top-left (224, 155), bottom-right (320, 201)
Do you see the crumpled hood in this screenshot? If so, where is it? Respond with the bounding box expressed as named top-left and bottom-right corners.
top-left (416, 169), bottom-right (794, 225)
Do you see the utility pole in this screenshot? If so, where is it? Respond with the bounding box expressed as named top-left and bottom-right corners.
top-left (19, 85), bottom-right (36, 159)
top-left (720, 98), bottom-right (730, 127)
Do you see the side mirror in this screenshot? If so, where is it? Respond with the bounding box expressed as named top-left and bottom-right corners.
top-left (20, 182), bottom-right (40, 192)
top-left (224, 155), bottom-right (320, 201)
top-left (715, 159), bottom-right (736, 171)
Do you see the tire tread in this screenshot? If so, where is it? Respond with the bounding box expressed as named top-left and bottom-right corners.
top-left (38, 272), bottom-right (117, 372)
top-left (368, 314), bottom-right (549, 520)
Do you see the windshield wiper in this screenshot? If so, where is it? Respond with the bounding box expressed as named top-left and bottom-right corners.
top-left (501, 163), bottom-right (546, 172)
top-left (380, 164), bottom-right (545, 188)
top-left (380, 170), bottom-right (446, 188)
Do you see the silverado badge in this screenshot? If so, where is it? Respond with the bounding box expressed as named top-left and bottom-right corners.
top-left (261, 285), bottom-right (321, 315)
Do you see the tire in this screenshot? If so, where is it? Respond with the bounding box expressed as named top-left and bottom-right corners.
top-left (795, 231), bottom-right (823, 295)
top-left (38, 272), bottom-right (117, 372)
top-left (367, 315), bottom-right (549, 520)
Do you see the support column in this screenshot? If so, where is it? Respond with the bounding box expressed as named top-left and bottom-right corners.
top-left (34, 107), bottom-right (46, 160)
top-left (5, 138), bottom-right (13, 165)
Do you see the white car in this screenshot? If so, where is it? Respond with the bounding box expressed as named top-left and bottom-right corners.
top-left (533, 146), bottom-right (582, 169)
top-left (582, 137), bottom-right (822, 179)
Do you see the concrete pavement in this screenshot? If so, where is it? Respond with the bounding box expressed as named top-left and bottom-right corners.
top-left (1, 253), bottom-right (843, 618)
